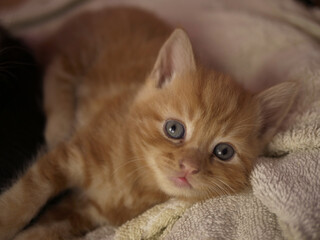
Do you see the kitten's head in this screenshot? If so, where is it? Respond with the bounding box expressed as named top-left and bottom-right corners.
top-left (129, 29), bottom-right (297, 201)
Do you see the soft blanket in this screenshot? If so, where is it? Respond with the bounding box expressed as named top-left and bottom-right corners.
top-left (1, 0), bottom-right (320, 239)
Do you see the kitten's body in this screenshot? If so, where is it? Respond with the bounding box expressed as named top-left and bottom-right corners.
top-left (0, 7), bottom-right (297, 240)
top-left (42, 8), bottom-right (173, 225)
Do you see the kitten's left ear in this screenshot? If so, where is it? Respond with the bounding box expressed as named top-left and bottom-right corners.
top-left (150, 29), bottom-right (196, 88)
top-left (256, 81), bottom-right (299, 144)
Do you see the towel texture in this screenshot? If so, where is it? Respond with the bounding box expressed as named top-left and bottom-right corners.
top-left (115, 199), bottom-right (191, 240)
top-left (165, 191), bottom-right (284, 240)
top-left (2, 0), bottom-right (319, 239)
top-left (251, 88), bottom-right (320, 240)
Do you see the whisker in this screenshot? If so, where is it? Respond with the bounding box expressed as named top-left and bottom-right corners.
top-left (214, 178), bottom-right (236, 195)
top-left (211, 180), bottom-right (229, 196)
top-left (204, 177), bottom-right (228, 197)
top-left (111, 157), bottom-right (144, 177)
top-left (119, 165), bottom-right (150, 185)
top-left (203, 185), bottom-right (220, 199)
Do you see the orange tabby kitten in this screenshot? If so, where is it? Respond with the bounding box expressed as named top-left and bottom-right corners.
top-left (0, 7), bottom-right (297, 240)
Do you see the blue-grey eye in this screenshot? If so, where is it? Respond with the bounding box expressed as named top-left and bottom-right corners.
top-left (164, 120), bottom-right (185, 139)
top-left (213, 143), bottom-right (235, 161)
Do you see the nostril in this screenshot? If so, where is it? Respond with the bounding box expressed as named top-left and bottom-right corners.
top-left (179, 159), bottom-right (199, 175)
top-left (179, 162), bottom-right (185, 170)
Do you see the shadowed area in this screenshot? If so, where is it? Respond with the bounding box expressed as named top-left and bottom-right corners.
top-left (0, 26), bottom-right (45, 191)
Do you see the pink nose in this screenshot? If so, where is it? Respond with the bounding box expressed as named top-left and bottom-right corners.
top-left (179, 159), bottom-right (200, 175)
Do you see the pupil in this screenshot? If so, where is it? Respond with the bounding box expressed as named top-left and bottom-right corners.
top-left (170, 125), bottom-right (176, 133)
top-left (222, 148), bottom-right (228, 155)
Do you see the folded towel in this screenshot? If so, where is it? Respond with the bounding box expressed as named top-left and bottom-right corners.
top-left (115, 199), bottom-right (191, 240)
top-left (165, 191), bottom-right (284, 240)
top-left (252, 82), bottom-right (320, 240)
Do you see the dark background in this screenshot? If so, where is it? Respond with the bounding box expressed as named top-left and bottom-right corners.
top-left (0, 27), bottom-right (45, 191)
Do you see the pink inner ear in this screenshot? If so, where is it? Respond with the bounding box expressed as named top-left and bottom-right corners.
top-left (151, 29), bottom-right (196, 88)
top-left (156, 49), bottom-right (174, 88)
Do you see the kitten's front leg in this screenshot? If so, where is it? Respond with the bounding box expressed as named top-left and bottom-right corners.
top-left (0, 143), bottom-right (85, 240)
top-left (44, 58), bottom-right (78, 149)
top-left (12, 193), bottom-right (100, 240)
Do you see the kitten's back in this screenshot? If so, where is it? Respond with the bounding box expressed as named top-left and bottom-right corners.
top-left (41, 7), bottom-right (172, 86)
top-left (41, 8), bottom-right (173, 147)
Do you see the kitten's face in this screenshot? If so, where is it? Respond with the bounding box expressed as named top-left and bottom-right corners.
top-left (129, 29), bottom-right (296, 201)
top-left (130, 70), bottom-right (261, 200)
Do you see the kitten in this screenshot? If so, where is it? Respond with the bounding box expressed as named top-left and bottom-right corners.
top-left (0, 7), bottom-right (297, 240)
top-left (0, 26), bottom-right (44, 191)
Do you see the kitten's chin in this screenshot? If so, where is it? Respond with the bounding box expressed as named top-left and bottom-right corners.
top-left (157, 175), bottom-right (201, 200)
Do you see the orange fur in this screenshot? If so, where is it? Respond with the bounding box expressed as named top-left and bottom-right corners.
top-left (0, 7), bottom-right (297, 240)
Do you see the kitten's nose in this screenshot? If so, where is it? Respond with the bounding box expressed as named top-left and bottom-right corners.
top-left (179, 158), bottom-right (200, 175)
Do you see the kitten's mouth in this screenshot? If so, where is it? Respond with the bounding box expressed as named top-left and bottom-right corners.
top-left (171, 176), bottom-right (192, 188)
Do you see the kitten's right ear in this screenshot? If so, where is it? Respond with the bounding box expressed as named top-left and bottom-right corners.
top-left (256, 81), bottom-right (299, 144)
top-left (150, 29), bottom-right (196, 88)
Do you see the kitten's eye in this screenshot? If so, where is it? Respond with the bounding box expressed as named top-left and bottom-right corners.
top-left (164, 120), bottom-right (185, 139)
top-left (213, 143), bottom-right (235, 161)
